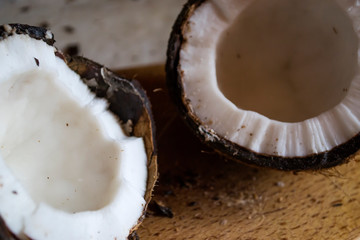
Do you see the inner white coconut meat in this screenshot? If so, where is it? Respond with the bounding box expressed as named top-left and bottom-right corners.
top-left (180, 0), bottom-right (360, 157)
top-left (0, 33), bottom-right (147, 239)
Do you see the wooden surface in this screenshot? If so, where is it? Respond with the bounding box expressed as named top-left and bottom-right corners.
top-left (117, 65), bottom-right (360, 240)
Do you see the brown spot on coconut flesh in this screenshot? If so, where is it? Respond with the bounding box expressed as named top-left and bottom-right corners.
top-left (34, 57), bottom-right (39, 66)
top-left (12, 190), bottom-right (17, 195)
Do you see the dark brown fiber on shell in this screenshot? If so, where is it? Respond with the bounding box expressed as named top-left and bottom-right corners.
top-left (166, 0), bottom-right (359, 170)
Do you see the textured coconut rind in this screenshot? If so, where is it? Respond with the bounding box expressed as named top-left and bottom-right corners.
top-left (0, 24), bottom-right (157, 239)
top-left (166, 0), bottom-right (359, 171)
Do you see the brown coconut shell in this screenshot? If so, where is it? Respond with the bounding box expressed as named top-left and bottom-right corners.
top-left (0, 23), bottom-right (157, 239)
top-left (166, 0), bottom-right (359, 171)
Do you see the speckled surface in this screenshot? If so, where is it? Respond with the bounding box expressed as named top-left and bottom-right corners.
top-left (0, 0), bottom-right (186, 69)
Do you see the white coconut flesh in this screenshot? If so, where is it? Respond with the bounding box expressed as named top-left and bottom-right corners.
top-left (180, 0), bottom-right (360, 157)
top-left (0, 33), bottom-right (147, 239)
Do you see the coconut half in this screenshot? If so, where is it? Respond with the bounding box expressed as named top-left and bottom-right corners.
top-left (167, 0), bottom-right (360, 170)
top-left (0, 24), bottom-right (157, 239)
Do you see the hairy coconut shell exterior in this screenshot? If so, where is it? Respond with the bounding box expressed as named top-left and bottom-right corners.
top-left (0, 24), bottom-right (157, 239)
top-left (166, 0), bottom-right (359, 171)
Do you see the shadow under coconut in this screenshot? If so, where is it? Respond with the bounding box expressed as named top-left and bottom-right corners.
top-left (117, 65), bottom-right (360, 240)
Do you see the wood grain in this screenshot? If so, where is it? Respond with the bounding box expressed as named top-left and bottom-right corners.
top-left (117, 65), bottom-right (360, 240)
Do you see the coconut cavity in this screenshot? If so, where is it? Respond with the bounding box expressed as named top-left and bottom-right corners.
top-left (0, 30), bottom-right (148, 239)
top-left (0, 70), bottom-right (119, 213)
top-left (216, 0), bottom-right (358, 122)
